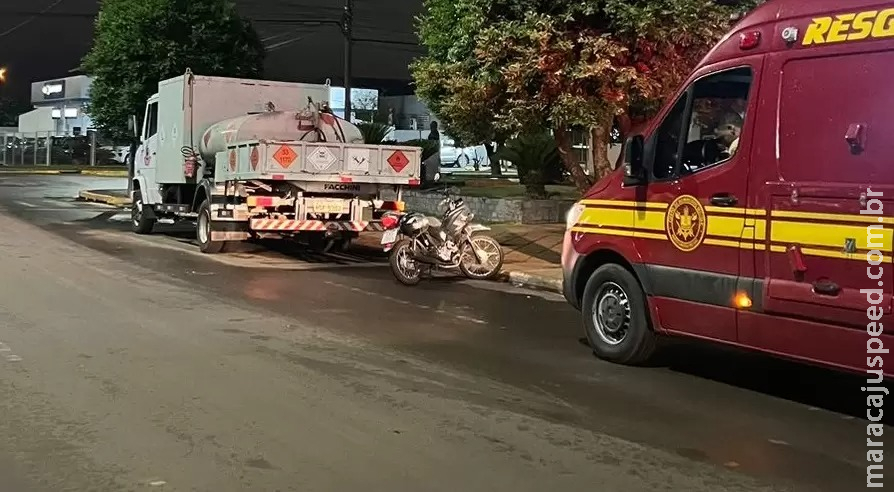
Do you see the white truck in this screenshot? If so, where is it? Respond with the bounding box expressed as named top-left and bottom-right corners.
top-left (129, 69), bottom-right (422, 253)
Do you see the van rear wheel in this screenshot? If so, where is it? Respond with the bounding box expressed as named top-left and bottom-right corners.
top-left (582, 264), bottom-right (656, 365)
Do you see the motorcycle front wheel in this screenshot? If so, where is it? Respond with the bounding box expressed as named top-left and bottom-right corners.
top-left (459, 235), bottom-right (504, 280)
top-left (389, 239), bottom-right (422, 286)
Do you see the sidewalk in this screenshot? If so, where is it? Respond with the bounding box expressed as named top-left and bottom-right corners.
top-left (78, 189), bottom-right (565, 293)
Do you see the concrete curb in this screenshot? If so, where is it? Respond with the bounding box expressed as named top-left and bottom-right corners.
top-left (498, 270), bottom-right (562, 294)
top-left (80, 169), bottom-right (128, 177)
top-left (78, 190), bottom-right (131, 208)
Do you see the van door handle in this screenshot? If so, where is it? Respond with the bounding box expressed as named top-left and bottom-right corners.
top-left (710, 194), bottom-right (738, 207)
top-left (813, 279), bottom-right (841, 296)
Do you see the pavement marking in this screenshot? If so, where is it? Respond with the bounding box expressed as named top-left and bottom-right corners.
top-left (14, 201), bottom-right (36, 208)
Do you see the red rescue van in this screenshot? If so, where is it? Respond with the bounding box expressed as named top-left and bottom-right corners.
top-left (562, 0), bottom-right (894, 377)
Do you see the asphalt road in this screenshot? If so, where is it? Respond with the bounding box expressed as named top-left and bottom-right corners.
top-left (0, 174), bottom-right (884, 492)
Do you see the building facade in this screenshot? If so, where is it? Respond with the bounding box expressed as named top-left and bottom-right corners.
top-left (18, 75), bottom-right (93, 136)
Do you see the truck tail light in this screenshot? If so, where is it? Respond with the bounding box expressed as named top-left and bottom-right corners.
top-left (247, 196), bottom-right (275, 208)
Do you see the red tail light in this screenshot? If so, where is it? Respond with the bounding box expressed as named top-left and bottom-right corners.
top-left (381, 215), bottom-right (399, 229)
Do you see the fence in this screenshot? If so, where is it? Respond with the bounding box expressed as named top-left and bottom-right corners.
top-left (0, 131), bottom-right (128, 167)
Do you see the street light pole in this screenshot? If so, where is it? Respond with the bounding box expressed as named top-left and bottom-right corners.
top-left (342, 0), bottom-right (354, 121)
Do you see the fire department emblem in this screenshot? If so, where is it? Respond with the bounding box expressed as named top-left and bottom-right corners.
top-left (665, 195), bottom-right (707, 252)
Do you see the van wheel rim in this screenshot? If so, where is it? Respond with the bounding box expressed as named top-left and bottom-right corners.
top-left (198, 210), bottom-right (210, 244)
top-left (592, 282), bottom-right (631, 346)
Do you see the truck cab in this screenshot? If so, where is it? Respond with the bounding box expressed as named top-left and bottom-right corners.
top-left (133, 93), bottom-right (162, 206)
top-left (563, 0), bottom-right (894, 377)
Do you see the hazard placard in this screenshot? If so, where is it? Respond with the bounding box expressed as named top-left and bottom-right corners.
top-left (346, 147), bottom-right (370, 172)
top-left (273, 145), bottom-right (297, 168)
top-left (249, 147), bottom-right (260, 170)
top-left (387, 150), bottom-right (410, 173)
top-left (308, 146), bottom-right (337, 170)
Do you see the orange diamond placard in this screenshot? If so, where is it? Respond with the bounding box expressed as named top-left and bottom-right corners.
top-left (273, 145), bottom-right (297, 168)
top-left (387, 150), bottom-right (410, 173)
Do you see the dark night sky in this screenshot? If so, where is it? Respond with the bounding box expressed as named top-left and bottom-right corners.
top-left (0, 0), bottom-right (424, 101)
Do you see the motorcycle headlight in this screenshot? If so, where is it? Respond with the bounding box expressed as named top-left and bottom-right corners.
top-left (566, 202), bottom-right (585, 230)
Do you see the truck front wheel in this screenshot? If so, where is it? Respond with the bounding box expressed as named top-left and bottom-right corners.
top-left (197, 200), bottom-right (226, 254)
top-left (582, 264), bottom-right (657, 365)
top-left (131, 191), bottom-right (155, 235)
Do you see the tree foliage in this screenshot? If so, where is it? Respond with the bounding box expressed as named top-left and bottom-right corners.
top-left (413, 0), bottom-right (764, 191)
top-left (82, 0), bottom-right (265, 142)
top-left (0, 97), bottom-right (31, 127)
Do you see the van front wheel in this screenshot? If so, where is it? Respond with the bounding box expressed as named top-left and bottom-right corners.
top-left (581, 264), bottom-right (656, 365)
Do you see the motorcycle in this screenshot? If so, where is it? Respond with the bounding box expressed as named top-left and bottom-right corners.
top-left (380, 190), bottom-right (504, 286)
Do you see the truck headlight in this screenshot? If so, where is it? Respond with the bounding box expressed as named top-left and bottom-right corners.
top-left (566, 202), bottom-right (585, 230)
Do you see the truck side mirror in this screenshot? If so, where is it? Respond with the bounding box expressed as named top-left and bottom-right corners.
top-left (622, 135), bottom-right (647, 186)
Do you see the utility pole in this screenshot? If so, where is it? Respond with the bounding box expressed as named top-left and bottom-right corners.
top-left (342, 0), bottom-right (354, 121)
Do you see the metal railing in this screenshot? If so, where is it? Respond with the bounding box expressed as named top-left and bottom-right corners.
top-left (0, 131), bottom-right (128, 167)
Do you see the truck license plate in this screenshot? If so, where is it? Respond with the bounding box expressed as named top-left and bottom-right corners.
top-left (308, 200), bottom-right (345, 214)
top-left (381, 229), bottom-right (399, 244)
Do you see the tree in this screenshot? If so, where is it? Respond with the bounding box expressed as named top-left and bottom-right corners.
top-left (412, 0), bottom-right (514, 177)
top-left (0, 97), bottom-right (31, 127)
top-left (413, 0), bottom-right (763, 192)
top-left (82, 0), bottom-right (265, 143)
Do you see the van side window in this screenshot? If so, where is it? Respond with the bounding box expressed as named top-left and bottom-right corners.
top-left (652, 67), bottom-right (753, 179)
top-left (145, 102), bottom-right (159, 139)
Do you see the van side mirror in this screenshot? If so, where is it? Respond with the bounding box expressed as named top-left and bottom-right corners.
top-left (622, 135), bottom-right (646, 186)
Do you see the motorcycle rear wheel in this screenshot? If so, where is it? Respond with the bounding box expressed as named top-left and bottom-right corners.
top-left (389, 239), bottom-right (422, 286)
top-left (459, 235), bottom-right (504, 280)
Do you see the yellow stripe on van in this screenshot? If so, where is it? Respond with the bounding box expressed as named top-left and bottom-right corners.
top-left (771, 221), bottom-right (893, 251)
top-left (573, 202), bottom-right (893, 263)
top-left (770, 245), bottom-right (893, 263)
top-left (771, 209), bottom-right (894, 225)
top-left (634, 210), bottom-right (665, 231)
top-left (577, 207), bottom-right (634, 229)
top-left (580, 199), bottom-right (667, 210)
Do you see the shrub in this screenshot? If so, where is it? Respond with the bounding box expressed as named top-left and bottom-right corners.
top-left (495, 131), bottom-right (565, 198)
top-left (356, 122), bottom-right (392, 144)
